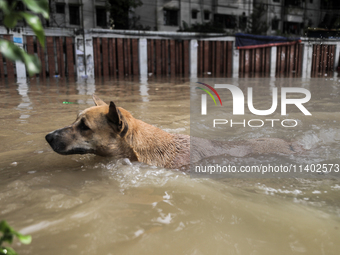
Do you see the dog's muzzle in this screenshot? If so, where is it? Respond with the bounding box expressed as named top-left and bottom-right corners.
top-left (46, 129), bottom-right (94, 155)
top-left (45, 130), bottom-right (68, 154)
top-left (45, 132), bottom-right (54, 145)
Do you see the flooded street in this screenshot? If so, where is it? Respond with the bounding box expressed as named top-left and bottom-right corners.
top-left (0, 77), bottom-right (340, 255)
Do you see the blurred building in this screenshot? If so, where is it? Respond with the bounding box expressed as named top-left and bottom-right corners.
top-left (1, 0), bottom-right (339, 37)
top-left (254, 0), bottom-right (322, 36)
top-left (0, 0), bottom-right (109, 29)
top-left (48, 0), bottom-right (109, 29)
top-left (135, 0), bottom-right (340, 36)
top-left (134, 0), bottom-right (253, 32)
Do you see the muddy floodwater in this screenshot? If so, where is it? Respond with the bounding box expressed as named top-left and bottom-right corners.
top-left (1, 77), bottom-right (340, 255)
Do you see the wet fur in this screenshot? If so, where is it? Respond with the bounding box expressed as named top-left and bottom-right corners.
top-left (46, 95), bottom-right (302, 170)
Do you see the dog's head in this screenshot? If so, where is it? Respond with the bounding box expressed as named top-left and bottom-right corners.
top-left (45, 95), bottom-right (134, 158)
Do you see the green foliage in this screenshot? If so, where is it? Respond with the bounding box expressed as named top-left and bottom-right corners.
top-left (178, 21), bottom-right (226, 33)
top-left (0, 0), bottom-right (49, 76)
top-left (0, 220), bottom-right (32, 255)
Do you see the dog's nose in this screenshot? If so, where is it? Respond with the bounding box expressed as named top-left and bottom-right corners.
top-left (45, 133), bottom-right (54, 144)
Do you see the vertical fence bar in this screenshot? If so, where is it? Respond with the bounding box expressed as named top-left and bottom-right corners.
top-left (215, 41), bottom-right (221, 76)
top-left (311, 45), bottom-right (316, 76)
top-left (127, 38), bottom-right (132, 75)
top-left (46, 37), bottom-right (55, 77)
top-left (329, 45), bottom-right (335, 72)
top-left (323, 45), bottom-right (328, 74)
top-left (211, 41), bottom-right (215, 76)
top-left (280, 46), bottom-right (286, 75)
top-left (162, 40), bottom-right (167, 75)
top-left (260, 49), bottom-right (265, 75)
top-left (294, 44), bottom-right (298, 76)
top-left (203, 41), bottom-right (209, 76)
top-left (255, 49), bottom-right (261, 73)
top-left (109, 38), bottom-right (116, 77)
top-left (116, 38), bottom-right (124, 77)
top-left (285, 46), bottom-right (289, 75)
top-left (57, 37), bottom-right (65, 77)
top-left (239, 49), bottom-right (244, 75)
top-left (289, 45), bottom-right (294, 75)
top-left (198, 41), bottom-right (202, 76)
top-left (320, 45), bottom-right (325, 73)
top-left (276, 47), bottom-right (280, 75)
top-left (244, 50), bottom-right (250, 74)
top-left (102, 38), bottom-right (109, 76)
top-left (170, 40), bottom-right (175, 76)
top-left (66, 37), bottom-right (75, 78)
top-left (297, 44), bottom-right (303, 76)
top-left (222, 41), bottom-right (226, 76)
top-left (164, 39), bottom-right (169, 75)
top-left (315, 45), bottom-right (320, 76)
top-left (147, 39), bottom-right (152, 74)
top-left (179, 41), bottom-right (183, 75)
top-left (183, 40), bottom-right (189, 77)
top-left (123, 39), bottom-right (128, 75)
top-left (26, 36), bottom-right (34, 55)
top-left (155, 40), bottom-right (161, 75)
top-left (37, 40), bottom-right (46, 79)
top-left (150, 39), bottom-right (154, 75)
top-left (250, 49), bottom-right (255, 74)
top-left (132, 39), bottom-right (139, 75)
top-left (265, 47), bottom-right (271, 75)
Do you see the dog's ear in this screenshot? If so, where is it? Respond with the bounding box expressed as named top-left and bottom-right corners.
top-left (107, 101), bottom-right (122, 129)
top-left (92, 94), bottom-right (107, 106)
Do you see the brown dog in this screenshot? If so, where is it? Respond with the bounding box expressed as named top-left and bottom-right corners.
top-left (46, 95), bottom-right (301, 169)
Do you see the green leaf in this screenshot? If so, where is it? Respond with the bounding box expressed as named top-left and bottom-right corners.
top-left (22, 53), bottom-right (41, 76)
top-left (13, 232), bottom-right (31, 245)
top-left (0, 221), bottom-right (10, 232)
top-left (0, 40), bottom-right (24, 62)
top-left (1, 247), bottom-right (17, 255)
top-left (0, 0), bottom-right (10, 15)
top-left (20, 12), bottom-right (45, 47)
top-left (1, 234), bottom-right (13, 245)
top-left (22, 0), bottom-right (49, 19)
top-left (3, 13), bottom-right (21, 28)
top-left (0, 40), bottom-right (41, 76)
top-left (1, 247), bottom-right (8, 255)
top-left (0, 221), bottom-right (13, 234)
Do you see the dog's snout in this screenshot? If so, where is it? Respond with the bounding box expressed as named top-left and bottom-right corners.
top-left (45, 133), bottom-right (54, 144)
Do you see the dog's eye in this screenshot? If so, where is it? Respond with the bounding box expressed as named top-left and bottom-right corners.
top-left (79, 119), bottom-right (91, 131)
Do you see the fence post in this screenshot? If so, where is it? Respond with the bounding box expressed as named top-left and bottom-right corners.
top-left (13, 31), bottom-right (26, 79)
top-left (233, 46), bottom-right (239, 78)
top-left (270, 46), bottom-right (277, 78)
top-left (85, 35), bottom-right (95, 78)
top-left (139, 38), bottom-right (148, 79)
top-left (190, 39), bottom-right (198, 78)
top-left (75, 35), bottom-right (85, 78)
top-left (302, 42), bottom-right (313, 78)
top-left (75, 35), bottom-right (95, 78)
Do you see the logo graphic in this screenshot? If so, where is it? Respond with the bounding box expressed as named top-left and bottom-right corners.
top-left (196, 82), bottom-right (222, 115)
top-left (196, 82), bottom-right (312, 128)
top-left (197, 83), bottom-right (311, 116)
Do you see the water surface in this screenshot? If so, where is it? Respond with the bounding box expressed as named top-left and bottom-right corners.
top-left (0, 77), bottom-right (340, 255)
